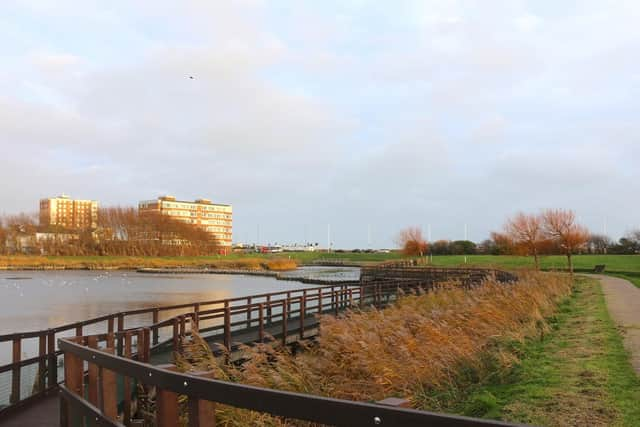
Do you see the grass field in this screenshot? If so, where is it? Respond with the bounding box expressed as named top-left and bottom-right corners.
top-left (0, 253), bottom-right (638, 286)
top-left (452, 277), bottom-right (640, 426)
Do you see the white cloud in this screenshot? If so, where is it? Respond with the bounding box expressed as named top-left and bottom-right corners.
top-left (1, 0), bottom-right (639, 245)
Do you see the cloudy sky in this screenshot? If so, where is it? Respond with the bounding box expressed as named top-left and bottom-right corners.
top-left (1, 0), bottom-right (638, 248)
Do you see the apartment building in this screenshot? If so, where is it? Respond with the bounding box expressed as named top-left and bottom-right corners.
top-left (138, 196), bottom-right (232, 247)
top-left (39, 195), bottom-right (98, 229)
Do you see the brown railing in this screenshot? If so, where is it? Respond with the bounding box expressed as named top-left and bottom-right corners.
top-left (0, 281), bottom-right (359, 416)
top-left (58, 336), bottom-right (526, 427)
top-left (56, 275), bottom-right (525, 427)
top-left (0, 266), bottom-right (518, 420)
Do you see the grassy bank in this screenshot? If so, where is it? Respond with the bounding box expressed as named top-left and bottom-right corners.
top-left (452, 277), bottom-right (640, 426)
top-left (0, 255), bottom-right (298, 271)
top-left (423, 254), bottom-right (640, 274)
top-left (0, 253), bottom-right (637, 275)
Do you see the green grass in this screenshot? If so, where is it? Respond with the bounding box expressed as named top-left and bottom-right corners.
top-left (1, 253), bottom-right (638, 283)
top-left (35, 253), bottom-right (640, 270)
top-left (423, 254), bottom-right (640, 274)
top-left (451, 277), bottom-right (640, 426)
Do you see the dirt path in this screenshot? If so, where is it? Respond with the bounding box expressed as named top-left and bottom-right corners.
top-left (592, 274), bottom-right (640, 375)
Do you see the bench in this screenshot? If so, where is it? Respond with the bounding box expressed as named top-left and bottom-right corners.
top-left (593, 264), bottom-right (606, 273)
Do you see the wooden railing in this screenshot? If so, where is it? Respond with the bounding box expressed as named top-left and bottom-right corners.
top-left (56, 276), bottom-right (525, 427)
top-left (0, 281), bottom-right (358, 416)
top-left (58, 336), bottom-right (526, 427)
top-left (0, 266), bottom-right (519, 419)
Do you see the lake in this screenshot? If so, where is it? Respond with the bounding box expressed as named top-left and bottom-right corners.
top-left (0, 266), bottom-right (359, 365)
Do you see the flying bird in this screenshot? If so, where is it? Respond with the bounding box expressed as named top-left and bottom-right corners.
top-left (188, 76), bottom-right (195, 79)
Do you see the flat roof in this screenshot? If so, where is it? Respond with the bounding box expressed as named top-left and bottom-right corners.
top-left (139, 198), bottom-right (231, 207)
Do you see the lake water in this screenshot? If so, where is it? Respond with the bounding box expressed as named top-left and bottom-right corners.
top-left (0, 266), bottom-right (359, 335)
top-left (0, 266), bottom-right (359, 367)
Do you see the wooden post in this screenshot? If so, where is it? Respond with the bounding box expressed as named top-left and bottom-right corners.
top-left (299, 295), bottom-right (306, 340)
top-left (330, 287), bottom-right (334, 313)
top-left (258, 303), bottom-right (264, 343)
top-left (123, 332), bottom-right (133, 425)
top-left (87, 336), bottom-right (99, 407)
top-left (107, 316), bottom-right (114, 335)
top-left (266, 295), bottom-right (272, 323)
top-left (37, 333), bottom-right (46, 392)
top-left (188, 371), bottom-right (217, 427)
top-left (194, 303), bottom-right (201, 330)
top-left (152, 309), bottom-right (160, 345)
top-left (224, 304), bottom-right (231, 352)
top-left (117, 313), bottom-right (125, 356)
top-left (334, 290), bottom-right (339, 316)
top-left (156, 364), bottom-right (179, 427)
top-left (180, 315), bottom-right (186, 338)
top-left (137, 328), bottom-right (145, 360)
top-left (359, 285), bottom-right (365, 308)
top-left (10, 338), bottom-right (21, 404)
top-left (286, 291), bottom-right (291, 316)
top-left (246, 297), bottom-right (252, 329)
top-left (117, 313), bottom-right (125, 331)
top-left (281, 301), bottom-right (288, 347)
top-left (172, 318), bottom-right (179, 351)
top-left (75, 325), bottom-right (82, 337)
top-left (106, 332), bottom-right (115, 349)
top-left (349, 288), bottom-right (353, 308)
top-left (142, 328), bottom-right (151, 362)
top-left (47, 330), bottom-right (56, 388)
top-left (318, 288), bottom-right (323, 314)
top-left (99, 348), bottom-right (118, 420)
top-left (63, 341), bottom-right (84, 426)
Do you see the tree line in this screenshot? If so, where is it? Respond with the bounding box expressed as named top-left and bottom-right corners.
top-left (0, 207), bottom-right (222, 256)
top-left (397, 209), bottom-right (639, 274)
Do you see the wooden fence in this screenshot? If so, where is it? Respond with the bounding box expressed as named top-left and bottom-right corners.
top-left (57, 274), bottom-right (525, 427)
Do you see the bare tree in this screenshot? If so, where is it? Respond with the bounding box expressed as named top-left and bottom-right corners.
top-left (397, 227), bottom-right (428, 257)
top-left (504, 212), bottom-right (547, 270)
top-left (588, 234), bottom-right (613, 254)
top-left (542, 209), bottom-right (590, 276)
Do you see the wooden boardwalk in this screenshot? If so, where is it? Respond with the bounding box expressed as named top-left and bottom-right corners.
top-left (1, 393), bottom-right (59, 427)
top-left (0, 267), bottom-right (518, 426)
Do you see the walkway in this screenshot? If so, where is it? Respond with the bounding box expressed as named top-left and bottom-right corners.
top-left (1, 394), bottom-right (58, 427)
top-left (593, 274), bottom-right (640, 375)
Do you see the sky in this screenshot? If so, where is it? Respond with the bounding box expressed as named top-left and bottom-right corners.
top-left (1, 0), bottom-right (639, 248)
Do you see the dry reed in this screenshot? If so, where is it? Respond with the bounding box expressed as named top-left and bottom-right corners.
top-left (176, 272), bottom-right (572, 426)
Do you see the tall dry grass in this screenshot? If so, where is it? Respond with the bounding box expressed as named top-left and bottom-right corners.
top-left (0, 256), bottom-right (298, 271)
top-left (175, 272), bottom-right (573, 426)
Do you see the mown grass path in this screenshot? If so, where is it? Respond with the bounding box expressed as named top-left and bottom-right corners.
top-left (455, 277), bottom-right (640, 427)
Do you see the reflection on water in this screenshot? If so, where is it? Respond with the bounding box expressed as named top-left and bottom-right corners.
top-left (0, 267), bottom-right (361, 402)
top-left (279, 266), bottom-right (360, 281)
top-left (0, 269), bottom-right (354, 334)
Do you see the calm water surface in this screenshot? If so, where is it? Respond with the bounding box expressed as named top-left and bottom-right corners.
top-left (0, 266), bottom-right (359, 335)
top-left (0, 267), bottom-right (358, 367)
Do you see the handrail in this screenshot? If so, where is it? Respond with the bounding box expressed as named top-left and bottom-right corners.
top-left (0, 266), bottom-right (516, 416)
top-left (59, 333), bottom-right (526, 427)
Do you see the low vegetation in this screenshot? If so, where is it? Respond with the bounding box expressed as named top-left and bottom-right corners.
top-left (175, 273), bottom-right (586, 426)
top-left (0, 255), bottom-right (298, 271)
top-left (452, 277), bottom-right (640, 426)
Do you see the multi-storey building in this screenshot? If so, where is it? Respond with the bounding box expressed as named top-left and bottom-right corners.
top-left (138, 196), bottom-right (232, 247)
top-left (39, 195), bottom-right (98, 229)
